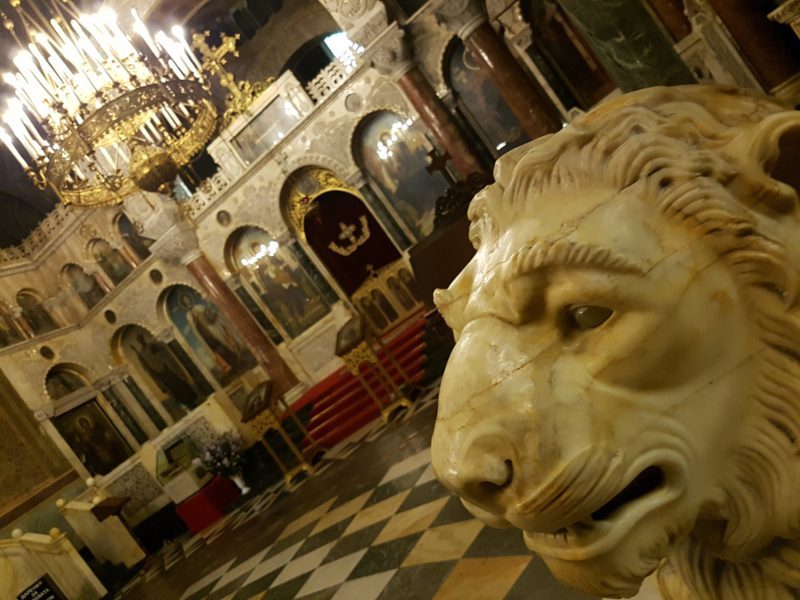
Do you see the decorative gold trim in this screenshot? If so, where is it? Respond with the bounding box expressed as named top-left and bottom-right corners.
top-left (282, 167), bottom-right (359, 238)
top-left (49, 81), bottom-right (218, 208)
top-left (328, 216), bottom-right (371, 256)
top-left (192, 31), bottom-right (275, 129)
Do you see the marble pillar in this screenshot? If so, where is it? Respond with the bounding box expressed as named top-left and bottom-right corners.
top-left (317, 2), bottom-right (485, 178)
top-left (644, 0), bottom-right (692, 41)
top-left (396, 66), bottom-right (485, 178)
top-left (184, 252), bottom-right (299, 395)
top-left (465, 23), bottom-right (562, 138)
top-left (145, 206), bottom-right (299, 397)
top-left (769, 1), bottom-right (800, 41)
top-left (436, 0), bottom-right (561, 139)
top-left (556, 0), bottom-right (695, 91)
top-left (706, 0), bottom-right (800, 90)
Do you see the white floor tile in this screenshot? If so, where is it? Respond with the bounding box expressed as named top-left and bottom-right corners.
top-left (379, 447), bottom-right (431, 485)
top-left (178, 558), bottom-right (235, 600)
top-left (211, 548), bottom-right (270, 591)
top-left (241, 541), bottom-right (303, 587)
top-left (296, 550), bottom-right (368, 597)
top-left (271, 542), bottom-right (336, 588)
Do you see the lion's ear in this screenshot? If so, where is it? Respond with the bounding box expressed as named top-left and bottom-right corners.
top-left (733, 112), bottom-right (800, 213)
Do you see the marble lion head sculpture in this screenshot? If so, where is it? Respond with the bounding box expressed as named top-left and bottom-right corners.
top-left (431, 86), bottom-right (800, 599)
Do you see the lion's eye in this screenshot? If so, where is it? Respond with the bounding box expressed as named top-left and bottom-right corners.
top-left (567, 305), bottom-right (613, 331)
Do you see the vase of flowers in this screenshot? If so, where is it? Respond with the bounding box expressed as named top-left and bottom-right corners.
top-left (199, 432), bottom-right (250, 494)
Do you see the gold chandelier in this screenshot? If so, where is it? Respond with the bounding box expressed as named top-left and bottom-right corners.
top-left (0, 1), bottom-right (222, 206)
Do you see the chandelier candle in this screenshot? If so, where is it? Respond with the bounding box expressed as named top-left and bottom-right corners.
top-left (0, 1), bottom-right (221, 206)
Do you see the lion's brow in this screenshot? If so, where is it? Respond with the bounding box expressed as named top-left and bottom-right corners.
top-left (500, 238), bottom-right (647, 280)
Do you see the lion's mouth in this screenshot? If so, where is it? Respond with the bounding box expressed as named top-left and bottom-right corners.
top-left (523, 463), bottom-right (681, 560)
top-left (591, 465), bottom-right (665, 521)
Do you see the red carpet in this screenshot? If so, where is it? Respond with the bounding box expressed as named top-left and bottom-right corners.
top-left (283, 312), bottom-right (429, 449)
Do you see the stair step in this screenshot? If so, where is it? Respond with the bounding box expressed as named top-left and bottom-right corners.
top-left (309, 352), bottom-right (426, 413)
top-left (308, 395), bottom-right (377, 438)
top-left (310, 406), bottom-right (382, 449)
top-left (304, 345), bottom-right (427, 419)
top-left (284, 316), bottom-right (432, 450)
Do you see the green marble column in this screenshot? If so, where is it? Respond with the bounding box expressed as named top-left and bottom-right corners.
top-left (556, 0), bottom-right (695, 91)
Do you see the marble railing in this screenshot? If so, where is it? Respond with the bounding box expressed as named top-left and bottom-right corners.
top-left (0, 205), bottom-right (86, 273)
top-left (0, 529), bottom-right (106, 599)
top-left (306, 59), bottom-right (353, 104)
top-left (180, 171), bottom-right (232, 222)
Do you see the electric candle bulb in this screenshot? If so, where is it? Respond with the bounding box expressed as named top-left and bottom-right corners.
top-left (0, 129), bottom-right (29, 168)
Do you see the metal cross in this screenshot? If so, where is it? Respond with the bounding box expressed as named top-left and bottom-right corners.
top-left (192, 31), bottom-right (245, 103)
top-left (426, 148), bottom-right (457, 185)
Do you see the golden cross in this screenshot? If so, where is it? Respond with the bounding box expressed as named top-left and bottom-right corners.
top-left (192, 31), bottom-right (245, 102)
top-left (338, 221), bottom-right (358, 244)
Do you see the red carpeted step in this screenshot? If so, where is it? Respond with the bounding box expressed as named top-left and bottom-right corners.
top-left (299, 338), bottom-right (427, 419)
top-left (289, 317), bottom-right (428, 410)
top-left (306, 354), bottom-right (425, 427)
top-left (307, 397), bottom-right (378, 443)
top-left (310, 405), bottom-right (381, 449)
top-left (286, 316), bottom-right (431, 449)
top-left (307, 386), bottom-right (375, 431)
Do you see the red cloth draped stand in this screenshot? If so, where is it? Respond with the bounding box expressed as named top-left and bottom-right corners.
top-left (175, 476), bottom-right (240, 534)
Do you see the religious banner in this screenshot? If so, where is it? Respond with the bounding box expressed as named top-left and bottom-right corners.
top-left (17, 290), bottom-right (57, 335)
top-left (90, 239), bottom-right (133, 285)
top-left (119, 326), bottom-right (205, 419)
top-left (64, 265), bottom-right (105, 309)
top-left (0, 309), bottom-right (23, 348)
top-left (448, 39), bottom-right (528, 156)
top-left (45, 365), bottom-right (88, 400)
top-left (303, 191), bottom-right (401, 295)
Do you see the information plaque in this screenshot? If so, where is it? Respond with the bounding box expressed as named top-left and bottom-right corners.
top-left (17, 575), bottom-right (66, 600)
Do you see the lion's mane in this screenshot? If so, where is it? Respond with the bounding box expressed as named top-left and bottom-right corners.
top-left (473, 85), bottom-right (800, 598)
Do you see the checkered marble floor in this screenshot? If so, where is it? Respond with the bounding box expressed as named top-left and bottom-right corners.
top-left (168, 449), bottom-right (591, 600)
top-left (115, 393), bottom-right (598, 600)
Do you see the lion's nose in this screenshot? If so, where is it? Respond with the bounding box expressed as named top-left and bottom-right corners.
top-left (435, 434), bottom-right (515, 507)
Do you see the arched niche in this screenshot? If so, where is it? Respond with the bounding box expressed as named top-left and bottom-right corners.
top-left (45, 363), bottom-right (91, 401)
top-left (160, 284), bottom-right (256, 387)
top-left (225, 226), bottom-right (335, 339)
top-left (518, 0), bottom-right (620, 108)
top-left (16, 289), bottom-right (57, 336)
top-left (89, 238), bottom-right (133, 285)
top-left (280, 166), bottom-right (401, 296)
top-left (48, 363), bottom-right (134, 477)
top-left (47, 362), bottom-right (134, 476)
top-left (352, 110), bottom-right (450, 240)
top-left (63, 264), bottom-right (106, 310)
top-left (281, 32), bottom-right (337, 86)
top-left (444, 37), bottom-right (529, 158)
top-left (112, 324), bottom-right (208, 421)
top-left (115, 213), bottom-right (153, 262)
top-left (0, 304), bottom-right (24, 348)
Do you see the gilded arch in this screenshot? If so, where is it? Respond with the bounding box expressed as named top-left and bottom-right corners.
top-left (279, 165), bottom-right (357, 239)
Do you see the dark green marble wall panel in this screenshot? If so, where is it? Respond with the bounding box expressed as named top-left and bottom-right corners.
top-left (556, 0), bottom-right (695, 91)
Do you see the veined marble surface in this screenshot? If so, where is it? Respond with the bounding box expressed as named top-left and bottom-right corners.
top-left (432, 85), bottom-right (800, 599)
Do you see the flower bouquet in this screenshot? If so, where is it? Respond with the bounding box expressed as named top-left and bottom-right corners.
top-left (199, 432), bottom-right (250, 494)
